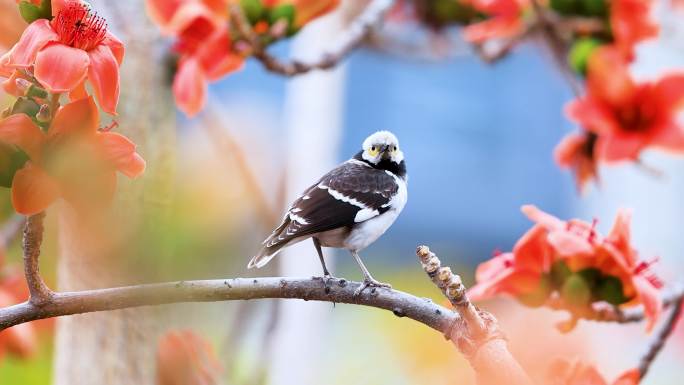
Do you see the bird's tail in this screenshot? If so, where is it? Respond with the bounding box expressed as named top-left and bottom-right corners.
top-left (247, 245), bottom-right (284, 269)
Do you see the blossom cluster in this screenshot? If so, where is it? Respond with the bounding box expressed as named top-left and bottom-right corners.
top-left (0, 0), bottom-right (145, 216)
top-left (145, 0), bottom-right (340, 116)
top-left (469, 205), bottom-right (663, 330)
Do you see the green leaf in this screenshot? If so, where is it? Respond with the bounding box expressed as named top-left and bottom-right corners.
top-left (561, 274), bottom-right (591, 307)
top-left (0, 143), bottom-right (29, 188)
top-left (241, 0), bottom-right (264, 24)
top-left (580, 0), bottom-right (608, 17)
top-left (268, 4), bottom-right (295, 31)
top-left (596, 276), bottom-right (628, 305)
top-left (550, 260), bottom-right (572, 288)
top-left (18, 0), bottom-right (52, 24)
top-left (549, 0), bottom-right (580, 15)
top-left (568, 38), bottom-right (602, 75)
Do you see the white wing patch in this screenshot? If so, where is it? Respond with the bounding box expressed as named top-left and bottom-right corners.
top-left (289, 213), bottom-right (309, 225)
top-left (354, 208), bottom-right (379, 222)
top-left (318, 184), bottom-right (382, 223)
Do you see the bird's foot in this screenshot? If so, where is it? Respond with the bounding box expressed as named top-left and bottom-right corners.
top-left (353, 277), bottom-right (392, 297)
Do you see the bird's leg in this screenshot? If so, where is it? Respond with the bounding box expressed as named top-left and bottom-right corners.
top-left (351, 250), bottom-right (391, 296)
top-left (312, 238), bottom-right (335, 279)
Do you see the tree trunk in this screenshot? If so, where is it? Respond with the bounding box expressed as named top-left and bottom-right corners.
top-left (52, 2), bottom-right (176, 384)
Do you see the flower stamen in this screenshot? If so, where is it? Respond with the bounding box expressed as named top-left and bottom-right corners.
top-left (52, 3), bottom-right (108, 51)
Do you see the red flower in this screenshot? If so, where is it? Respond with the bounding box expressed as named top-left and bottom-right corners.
top-left (469, 224), bottom-right (553, 301)
top-left (611, 0), bottom-right (658, 60)
top-left (547, 360), bottom-right (639, 385)
top-left (471, 205), bottom-right (663, 330)
top-left (554, 132), bottom-right (599, 192)
top-left (566, 47), bottom-right (684, 162)
top-left (3, 1), bottom-right (124, 114)
top-left (0, 96), bottom-right (145, 215)
top-left (462, 0), bottom-right (528, 43)
top-left (156, 329), bottom-right (222, 385)
top-left (146, 0), bottom-right (243, 117)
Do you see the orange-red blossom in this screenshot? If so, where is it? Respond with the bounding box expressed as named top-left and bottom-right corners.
top-left (469, 205), bottom-right (663, 330)
top-left (2, 0), bottom-right (124, 114)
top-left (156, 329), bottom-right (222, 385)
top-left (547, 360), bottom-right (639, 385)
top-left (0, 96), bottom-right (145, 215)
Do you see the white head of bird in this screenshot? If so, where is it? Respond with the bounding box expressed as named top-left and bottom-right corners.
top-left (361, 131), bottom-right (404, 165)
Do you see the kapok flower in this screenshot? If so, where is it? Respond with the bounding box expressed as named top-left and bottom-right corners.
top-left (146, 0), bottom-right (243, 116)
top-left (471, 205), bottom-right (663, 329)
top-left (547, 360), bottom-right (639, 385)
top-left (4, 1), bottom-right (124, 114)
top-left (523, 205), bottom-right (663, 330)
top-left (462, 0), bottom-right (528, 43)
top-left (156, 329), bottom-right (222, 385)
top-left (554, 132), bottom-right (599, 192)
top-left (468, 224), bottom-right (554, 305)
top-left (611, 0), bottom-right (658, 60)
top-left (566, 47), bottom-right (684, 162)
top-left (0, 96), bottom-right (145, 215)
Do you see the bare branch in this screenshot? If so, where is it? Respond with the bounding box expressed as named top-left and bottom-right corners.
top-left (22, 212), bottom-right (52, 305)
top-left (416, 246), bottom-right (533, 385)
top-left (638, 296), bottom-right (683, 380)
top-left (0, 276), bottom-right (456, 333)
top-left (230, 0), bottom-right (395, 77)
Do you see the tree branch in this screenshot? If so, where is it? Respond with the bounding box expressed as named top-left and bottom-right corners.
top-left (0, 276), bottom-right (456, 333)
top-left (638, 296), bottom-right (683, 380)
top-left (230, 0), bottom-right (394, 77)
top-left (22, 212), bottom-right (52, 305)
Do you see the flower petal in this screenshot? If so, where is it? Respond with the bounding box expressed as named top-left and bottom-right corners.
top-left (632, 274), bottom-right (662, 332)
top-left (49, 96), bottom-right (99, 137)
top-left (587, 47), bottom-right (636, 107)
top-left (102, 32), bottom-right (125, 65)
top-left (463, 17), bottom-right (521, 43)
top-left (521, 205), bottom-right (565, 231)
top-left (565, 98), bottom-right (621, 136)
top-left (8, 19), bottom-right (58, 68)
top-left (34, 43), bottom-right (90, 93)
top-left (69, 79), bottom-right (88, 102)
top-left (11, 162), bottom-right (60, 215)
top-left (98, 132), bottom-right (146, 178)
top-left (613, 369), bottom-right (640, 385)
top-left (595, 134), bottom-right (644, 162)
top-left (650, 122), bottom-right (684, 153)
top-left (0, 113), bottom-right (44, 160)
top-left (145, 0), bottom-right (187, 30)
top-left (653, 73), bottom-right (684, 112)
top-left (513, 225), bottom-right (551, 272)
top-left (87, 45), bottom-right (120, 115)
top-left (196, 28), bottom-right (243, 81)
top-left (173, 58), bottom-right (207, 117)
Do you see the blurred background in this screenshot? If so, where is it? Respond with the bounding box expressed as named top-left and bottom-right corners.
top-left (1, 0), bottom-right (683, 384)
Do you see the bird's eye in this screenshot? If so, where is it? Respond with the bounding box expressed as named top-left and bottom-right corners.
top-left (392, 146), bottom-right (397, 152)
top-left (371, 146), bottom-right (376, 151)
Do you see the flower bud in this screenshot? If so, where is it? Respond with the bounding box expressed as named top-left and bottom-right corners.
top-left (36, 104), bottom-right (51, 123)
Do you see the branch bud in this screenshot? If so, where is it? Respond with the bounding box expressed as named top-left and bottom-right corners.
top-left (437, 267), bottom-right (452, 285)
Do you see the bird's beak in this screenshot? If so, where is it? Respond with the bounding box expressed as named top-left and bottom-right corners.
top-left (380, 145), bottom-right (391, 159)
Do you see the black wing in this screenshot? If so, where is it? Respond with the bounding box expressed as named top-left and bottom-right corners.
top-left (265, 161), bottom-right (398, 248)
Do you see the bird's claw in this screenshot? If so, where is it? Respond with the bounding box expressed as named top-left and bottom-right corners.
top-left (353, 278), bottom-right (392, 297)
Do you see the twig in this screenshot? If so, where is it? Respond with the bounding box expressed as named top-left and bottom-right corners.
top-left (229, 0), bottom-right (395, 77)
top-left (22, 212), bottom-right (52, 305)
top-left (638, 297), bottom-right (683, 380)
top-left (529, 0), bottom-right (583, 96)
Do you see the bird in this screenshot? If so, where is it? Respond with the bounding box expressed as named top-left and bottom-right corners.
top-left (248, 131), bottom-right (408, 295)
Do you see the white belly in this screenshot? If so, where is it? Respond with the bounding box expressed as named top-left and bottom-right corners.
top-left (343, 174), bottom-right (407, 251)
